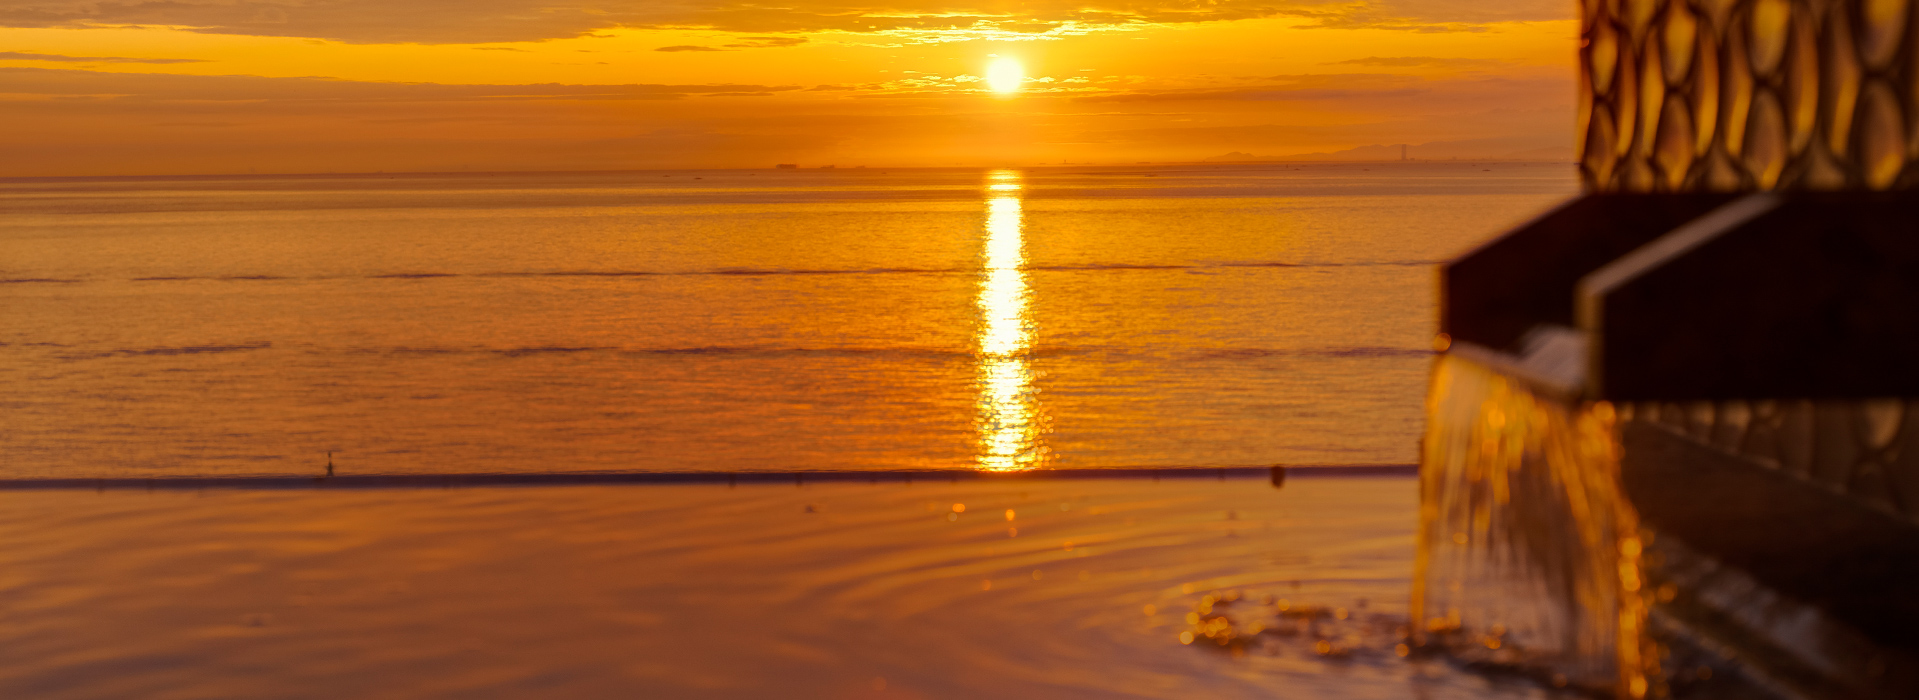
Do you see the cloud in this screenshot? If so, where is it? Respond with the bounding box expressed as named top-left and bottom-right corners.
top-left (1327, 56), bottom-right (1508, 67)
top-left (726, 36), bottom-right (807, 48)
top-left (1077, 72), bottom-right (1428, 102)
top-left (0, 66), bottom-right (801, 101)
top-left (656, 36), bottom-right (808, 52)
top-left (0, 49), bottom-right (204, 63)
top-left (0, 67), bottom-right (862, 175)
top-left (1240, 135), bottom-right (1573, 161)
top-left (0, 0), bottom-right (1573, 45)
top-left (0, 64), bottom-right (1570, 176)
top-left (1082, 87), bottom-right (1429, 103)
top-left (1263, 0), bottom-right (1569, 32)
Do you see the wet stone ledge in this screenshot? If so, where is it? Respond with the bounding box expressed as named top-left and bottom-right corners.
top-left (1619, 418), bottom-right (1919, 700)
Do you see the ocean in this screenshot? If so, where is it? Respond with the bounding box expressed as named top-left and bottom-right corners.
top-left (1, 164), bottom-right (1574, 477)
top-left (1, 163), bottom-right (1579, 698)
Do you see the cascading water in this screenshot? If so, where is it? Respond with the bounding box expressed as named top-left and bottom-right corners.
top-left (1412, 353), bottom-right (1657, 699)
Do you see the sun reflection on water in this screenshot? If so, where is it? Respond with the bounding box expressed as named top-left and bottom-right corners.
top-left (976, 170), bottom-right (1046, 471)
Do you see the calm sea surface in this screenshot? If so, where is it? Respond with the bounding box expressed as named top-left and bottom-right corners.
top-left (5, 477), bottom-right (1589, 700)
top-left (2, 164), bottom-right (1579, 699)
top-left (1, 163), bottom-right (1575, 477)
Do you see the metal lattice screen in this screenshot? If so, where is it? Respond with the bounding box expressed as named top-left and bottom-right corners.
top-left (1581, 0), bottom-right (1919, 191)
top-left (1582, 0), bottom-right (1919, 520)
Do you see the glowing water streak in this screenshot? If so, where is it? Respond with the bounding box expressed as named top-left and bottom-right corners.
top-left (975, 171), bottom-right (1045, 471)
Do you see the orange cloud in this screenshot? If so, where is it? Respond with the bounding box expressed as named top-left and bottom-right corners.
top-left (0, 49), bottom-right (203, 62)
top-left (0, 60), bottom-right (1570, 176)
top-left (0, 0), bottom-right (1575, 175)
top-left (1325, 55), bottom-right (1508, 67)
top-left (0, 66), bottom-right (804, 100)
top-left (0, 0), bottom-right (1569, 44)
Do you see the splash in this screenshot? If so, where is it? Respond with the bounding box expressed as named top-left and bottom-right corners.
top-left (1412, 354), bottom-right (1656, 698)
top-left (1177, 588), bottom-right (1406, 662)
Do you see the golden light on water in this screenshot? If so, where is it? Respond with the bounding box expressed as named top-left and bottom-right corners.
top-left (976, 170), bottom-right (1045, 471)
top-left (979, 198), bottom-right (1027, 357)
top-left (985, 57), bottom-right (1024, 95)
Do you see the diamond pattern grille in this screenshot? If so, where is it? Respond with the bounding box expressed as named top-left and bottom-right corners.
top-left (1581, 0), bottom-right (1919, 190)
top-left (1582, 0), bottom-right (1919, 522)
top-left (1622, 400), bottom-right (1919, 520)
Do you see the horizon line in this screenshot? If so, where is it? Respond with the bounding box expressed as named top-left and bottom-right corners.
top-left (0, 160), bottom-right (1575, 183)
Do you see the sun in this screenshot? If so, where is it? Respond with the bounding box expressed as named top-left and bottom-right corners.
top-left (985, 57), bottom-right (1024, 95)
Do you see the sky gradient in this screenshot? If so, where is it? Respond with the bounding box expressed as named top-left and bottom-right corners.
top-left (0, 0), bottom-right (1578, 175)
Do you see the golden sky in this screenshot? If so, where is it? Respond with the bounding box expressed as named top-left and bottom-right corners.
top-left (0, 0), bottom-right (1577, 175)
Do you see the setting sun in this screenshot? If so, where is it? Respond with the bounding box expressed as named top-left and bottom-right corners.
top-left (985, 56), bottom-right (1023, 95)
